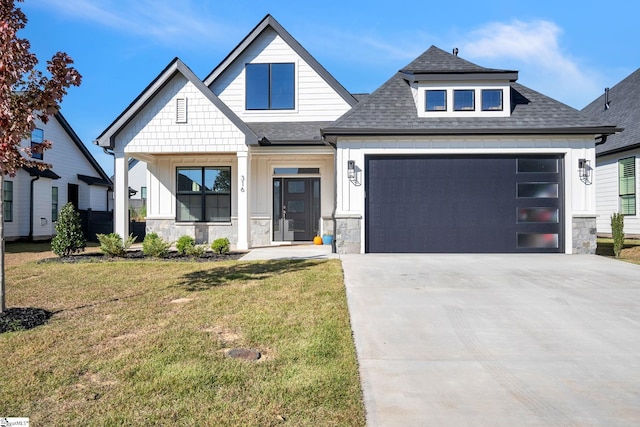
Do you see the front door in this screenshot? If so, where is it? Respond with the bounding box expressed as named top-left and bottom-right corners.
top-left (273, 178), bottom-right (320, 241)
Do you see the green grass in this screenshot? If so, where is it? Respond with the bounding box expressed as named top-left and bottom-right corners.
top-left (0, 256), bottom-right (365, 426)
top-left (596, 237), bottom-right (640, 258)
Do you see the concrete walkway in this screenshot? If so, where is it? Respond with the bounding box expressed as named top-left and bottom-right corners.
top-left (341, 254), bottom-right (640, 427)
top-left (239, 244), bottom-right (337, 261)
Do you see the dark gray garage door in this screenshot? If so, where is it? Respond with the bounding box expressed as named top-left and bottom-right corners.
top-left (365, 155), bottom-right (563, 253)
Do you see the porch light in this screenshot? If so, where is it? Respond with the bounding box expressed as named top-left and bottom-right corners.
top-left (578, 158), bottom-right (591, 183)
top-left (347, 160), bottom-right (356, 180)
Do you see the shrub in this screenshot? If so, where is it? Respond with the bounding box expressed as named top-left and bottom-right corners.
top-left (611, 213), bottom-right (625, 258)
top-left (97, 233), bottom-right (136, 257)
top-left (142, 232), bottom-right (171, 257)
top-left (51, 203), bottom-right (86, 257)
top-left (176, 235), bottom-right (195, 255)
top-left (211, 237), bottom-right (230, 255)
top-left (186, 244), bottom-right (207, 258)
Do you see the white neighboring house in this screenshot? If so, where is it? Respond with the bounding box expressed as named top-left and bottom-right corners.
top-left (582, 69), bottom-right (640, 236)
top-left (4, 112), bottom-right (112, 241)
top-left (96, 15), bottom-right (616, 254)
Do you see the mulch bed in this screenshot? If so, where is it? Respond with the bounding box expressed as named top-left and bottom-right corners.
top-left (38, 250), bottom-right (245, 264)
top-left (0, 307), bottom-right (53, 333)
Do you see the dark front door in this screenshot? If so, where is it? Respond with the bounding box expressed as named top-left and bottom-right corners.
top-left (365, 155), bottom-right (564, 253)
top-left (68, 183), bottom-right (79, 209)
top-left (273, 178), bottom-right (320, 241)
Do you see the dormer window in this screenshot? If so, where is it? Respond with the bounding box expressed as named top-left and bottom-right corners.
top-left (482, 89), bottom-right (503, 111)
top-left (246, 63), bottom-right (295, 110)
top-left (454, 90), bottom-right (475, 111)
top-left (31, 128), bottom-right (44, 160)
top-left (426, 90), bottom-right (447, 111)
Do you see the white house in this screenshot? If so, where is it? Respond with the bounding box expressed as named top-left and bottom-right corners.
top-left (96, 15), bottom-right (616, 254)
top-left (4, 113), bottom-right (112, 241)
top-left (582, 69), bottom-right (639, 236)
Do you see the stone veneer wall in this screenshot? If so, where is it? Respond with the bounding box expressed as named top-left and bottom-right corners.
top-left (572, 216), bottom-right (597, 254)
top-left (250, 218), bottom-right (271, 247)
top-left (146, 218), bottom-right (237, 245)
top-left (335, 216), bottom-right (361, 254)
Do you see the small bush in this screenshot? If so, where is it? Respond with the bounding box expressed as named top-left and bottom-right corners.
top-left (142, 232), bottom-right (171, 258)
top-left (211, 237), bottom-right (230, 255)
top-left (611, 212), bottom-right (625, 258)
top-left (97, 233), bottom-right (136, 257)
top-left (176, 235), bottom-right (195, 255)
top-left (186, 244), bottom-right (207, 258)
top-left (51, 203), bottom-right (86, 257)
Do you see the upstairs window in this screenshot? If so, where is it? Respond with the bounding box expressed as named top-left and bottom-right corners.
top-left (619, 157), bottom-right (636, 215)
top-left (425, 90), bottom-right (447, 111)
top-left (31, 128), bottom-right (44, 160)
top-left (482, 89), bottom-right (503, 111)
top-left (454, 90), bottom-right (475, 111)
top-left (246, 63), bottom-right (295, 110)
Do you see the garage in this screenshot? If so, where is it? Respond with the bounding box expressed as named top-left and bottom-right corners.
top-left (365, 155), bottom-right (564, 253)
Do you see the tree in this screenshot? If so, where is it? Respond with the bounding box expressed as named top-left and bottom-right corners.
top-left (51, 202), bottom-right (86, 257)
top-left (0, 0), bottom-right (82, 312)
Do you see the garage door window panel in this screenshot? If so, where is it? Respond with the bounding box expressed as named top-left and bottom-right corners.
top-left (517, 233), bottom-right (559, 249)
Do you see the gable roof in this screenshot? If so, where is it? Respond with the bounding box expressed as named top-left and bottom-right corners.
top-left (203, 14), bottom-right (357, 108)
top-left (247, 122), bottom-right (332, 145)
top-left (323, 47), bottom-right (619, 140)
top-left (582, 69), bottom-right (638, 156)
top-left (95, 58), bottom-right (259, 149)
top-left (54, 113), bottom-right (112, 185)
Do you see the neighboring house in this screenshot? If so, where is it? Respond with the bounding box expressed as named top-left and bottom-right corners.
top-left (4, 113), bottom-right (112, 241)
top-left (96, 14), bottom-right (617, 254)
top-left (582, 69), bottom-right (639, 236)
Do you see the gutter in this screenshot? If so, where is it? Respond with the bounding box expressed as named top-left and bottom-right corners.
top-left (29, 175), bottom-right (40, 240)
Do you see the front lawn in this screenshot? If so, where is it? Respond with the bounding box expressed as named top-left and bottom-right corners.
top-left (0, 253), bottom-right (365, 425)
top-left (597, 237), bottom-right (640, 264)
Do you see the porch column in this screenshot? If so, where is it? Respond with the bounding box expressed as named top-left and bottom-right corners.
top-left (236, 151), bottom-right (249, 250)
top-left (114, 151), bottom-right (129, 238)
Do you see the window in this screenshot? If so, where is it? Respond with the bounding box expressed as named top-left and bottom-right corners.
top-left (619, 157), bottom-right (636, 215)
top-left (141, 187), bottom-right (147, 200)
top-left (246, 63), bottom-right (295, 110)
top-left (176, 167), bottom-right (231, 222)
top-left (454, 90), bottom-right (475, 111)
top-left (52, 186), bottom-right (59, 222)
top-left (426, 90), bottom-right (447, 111)
top-left (3, 181), bottom-right (12, 222)
top-left (482, 89), bottom-right (503, 111)
top-left (31, 128), bottom-right (44, 160)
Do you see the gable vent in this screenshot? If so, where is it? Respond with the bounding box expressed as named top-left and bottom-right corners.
top-left (176, 98), bottom-right (187, 123)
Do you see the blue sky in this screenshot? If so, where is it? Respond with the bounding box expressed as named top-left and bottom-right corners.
top-left (19, 0), bottom-right (640, 175)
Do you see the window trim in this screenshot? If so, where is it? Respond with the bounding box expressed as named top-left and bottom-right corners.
top-left (4, 180), bottom-right (13, 222)
top-left (176, 166), bottom-right (231, 223)
top-left (31, 128), bottom-right (44, 160)
top-left (245, 62), bottom-right (295, 110)
top-left (619, 156), bottom-right (636, 216)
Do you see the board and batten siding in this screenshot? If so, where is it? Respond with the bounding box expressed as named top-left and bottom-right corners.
top-left (596, 150), bottom-right (640, 235)
top-left (209, 28), bottom-right (352, 122)
top-left (115, 74), bottom-right (247, 155)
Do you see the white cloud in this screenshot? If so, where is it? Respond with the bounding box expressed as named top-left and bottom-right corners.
top-left (459, 20), bottom-right (603, 108)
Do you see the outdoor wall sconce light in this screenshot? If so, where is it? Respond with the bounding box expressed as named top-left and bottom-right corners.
top-left (347, 160), bottom-right (356, 180)
top-left (578, 158), bottom-right (592, 183)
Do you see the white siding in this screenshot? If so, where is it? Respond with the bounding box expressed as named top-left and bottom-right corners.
top-left (115, 74), bottom-right (247, 155)
top-left (210, 28), bottom-right (351, 122)
top-left (596, 150), bottom-right (640, 235)
top-left (336, 135), bottom-right (597, 254)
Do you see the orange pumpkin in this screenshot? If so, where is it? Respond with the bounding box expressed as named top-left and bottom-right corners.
top-left (313, 236), bottom-right (323, 245)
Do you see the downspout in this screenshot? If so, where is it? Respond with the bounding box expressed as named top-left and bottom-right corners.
top-left (29, 175), bottom-right (40, 240)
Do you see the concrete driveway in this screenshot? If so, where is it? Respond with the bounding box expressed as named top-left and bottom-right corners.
top-left (341, 254), bottom-right (640, 427)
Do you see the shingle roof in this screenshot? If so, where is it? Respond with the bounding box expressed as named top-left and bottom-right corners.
top-left (248, 122), bottom-right (331, 144)
top-left (323, 47), bottom-right (618, 138)
top-left (582, 68), bottom-right (639, 156)
top-left (22, 166), bottom-right (61, 180)
top-left (401, 45), bottom-right (515, 74)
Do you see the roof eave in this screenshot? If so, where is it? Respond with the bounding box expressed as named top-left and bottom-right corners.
top-left (322, 126), bottom-right (622, 138)
top-left (401, 71), bottom-right (519, 83)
